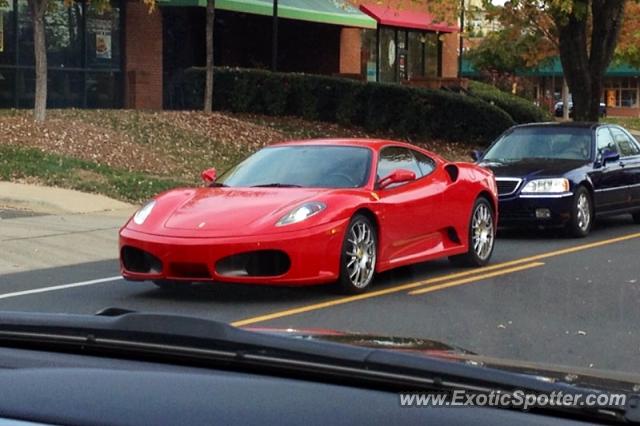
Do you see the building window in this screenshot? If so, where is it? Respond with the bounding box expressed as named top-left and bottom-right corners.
top-left (0, 0), bottom-right (122, 108)
top-left (378, 27), bottom-right (396, 82)
top-left (604, 77), bottom-right (640, 108)
top-left (361, 29), bottom-right (377, 82)
top-left (424, 32), bottom-right (438, 77)
top-left (0, 0), bottom-right (15, 65)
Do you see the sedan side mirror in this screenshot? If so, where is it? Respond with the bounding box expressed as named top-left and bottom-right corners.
top-left (378, 169), bottom-right (416, 189)
top-left (601, 150), bottom-right (620, 166)
top-left (201, 168), bottom-right (217, 185)
top-left (470, 150), bottom-right (483, 162)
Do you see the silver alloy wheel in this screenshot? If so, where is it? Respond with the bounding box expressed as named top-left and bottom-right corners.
top-left (345, 221), bottom-right (376, 289)
top-left (471, 203), bottom-right (494, 261)
top-left (576, 193), bottom-right (591, 232)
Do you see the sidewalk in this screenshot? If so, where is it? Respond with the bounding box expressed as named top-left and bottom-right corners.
top-left (0, 182), bottom-right (137, 275)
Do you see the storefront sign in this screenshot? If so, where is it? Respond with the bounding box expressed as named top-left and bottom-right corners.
top-left (88, 18), bottom-right (112, 59)
top-left (388, 39), bottom-right (396, 66)
top-left (0, 0), bottom-right (13, 12)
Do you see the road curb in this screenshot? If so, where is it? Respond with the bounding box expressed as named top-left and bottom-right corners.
top-left (0, 181), bottom-right (136, 215)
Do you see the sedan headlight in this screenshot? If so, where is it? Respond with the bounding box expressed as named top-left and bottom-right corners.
top-left (521, 178), bottom-right (570, 194)
top-left (133, 200), bottom-right (156, 225)
top-left (276, 202), bottom-right (326, 226)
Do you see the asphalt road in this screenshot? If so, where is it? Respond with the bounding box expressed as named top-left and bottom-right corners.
top-left (1, 214), bottom-right (639, 373)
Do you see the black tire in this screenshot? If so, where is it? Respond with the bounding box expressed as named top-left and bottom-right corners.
top-left (152, 280), bottom-right (192, 290)
top-left (336, 214), bottom-right (377, 294)
top-left (632, 211), bottom-right (640, 224)
top-left (449, 197), bottom-right (496, 267)
top-left (566, 186), bottom-right (593, 238)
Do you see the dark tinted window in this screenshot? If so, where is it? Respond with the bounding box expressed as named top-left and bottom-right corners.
top-left (376, 147), bottom-right (422, 184)
top-left (218, 146), bottom-right (372, 188)
top-left (610, 128), bottom-right (640, 157)
top-left (412, 150), bottom-right (436, 176)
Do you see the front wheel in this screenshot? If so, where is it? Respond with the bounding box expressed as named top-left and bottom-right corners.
top-left (567, 186), bottom-right (593, 238)
top-left (337, 214), bottom-right (377, 294)
top-left (449, 197), bottom-right (495, 267)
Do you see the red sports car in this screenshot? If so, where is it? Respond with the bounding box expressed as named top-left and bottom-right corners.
top-left (119, 139), bottom-right (498, 293)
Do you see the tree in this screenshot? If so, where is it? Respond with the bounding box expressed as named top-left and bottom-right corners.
top-left (204, 0), bottom-right (215, 113)
top-left (466, 0), bottom-right (639, 121)
top-left (29, 0), bottom-right (47, 123)
top-left (28, 0), bottom-right (155, 123)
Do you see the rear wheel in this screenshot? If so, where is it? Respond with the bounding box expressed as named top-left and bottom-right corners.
top-left (632, 211), bottom-right (640, 224)
top-left (152, 280), bottom-right (192, 290)
top-left (337, 214), bottom-right (377, 294)
top-left (449, 197), bottom-right (495, 267)
top-left (566, 186), bottom-right (593, 238)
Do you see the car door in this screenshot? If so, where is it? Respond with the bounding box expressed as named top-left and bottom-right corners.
top-left (375, 146), bottom-right (445, 264)
top-left (591, 126), bottom-right (628, 211)
top-left (610, 126), bottom-right (640, 208)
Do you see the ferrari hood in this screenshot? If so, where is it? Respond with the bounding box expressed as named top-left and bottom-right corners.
top-left (160, 187), bottom-right (327, 237)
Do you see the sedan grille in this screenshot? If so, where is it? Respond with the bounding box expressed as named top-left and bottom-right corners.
top-left (496, 178), bottom-right (522, 196)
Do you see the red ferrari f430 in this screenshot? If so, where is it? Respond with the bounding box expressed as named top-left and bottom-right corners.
top-left (119, 139), bottom-right (498, 293)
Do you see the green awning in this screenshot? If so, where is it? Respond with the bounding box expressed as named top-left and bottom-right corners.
top-left (157, 0), bottom-right (377, 29)
top-left (461, 57), bottom-right (640, 77)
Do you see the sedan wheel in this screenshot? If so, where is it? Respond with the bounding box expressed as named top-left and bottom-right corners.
top-left (449, 197), bottom-right (495, 267)
top-left (337, 215), bottom-right (377, 294)
top-left (567, 186), bottom-right (592, 238)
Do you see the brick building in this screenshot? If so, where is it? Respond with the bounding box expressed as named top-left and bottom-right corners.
top-left (0, 0), bottom-right (461, 110)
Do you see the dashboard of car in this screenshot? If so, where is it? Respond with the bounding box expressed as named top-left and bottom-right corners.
top-left (0, 346), bottom-right (600, 426)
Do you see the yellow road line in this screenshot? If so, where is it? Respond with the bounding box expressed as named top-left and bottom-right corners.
top-left (408, 262), bottom-right (544, 295)
top-left (231, 231), bottom-right (640, 327)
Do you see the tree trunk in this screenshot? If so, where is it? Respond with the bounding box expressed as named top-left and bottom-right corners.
top-left (204, 0), bottom-right (215, 113)
top-left (555, 0), bottom-right (624, 122)
top-left (29, 0), bottom-right (48, 123)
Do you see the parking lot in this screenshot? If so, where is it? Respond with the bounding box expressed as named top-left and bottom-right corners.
top-left (1, 206), bottom-right (639, 373)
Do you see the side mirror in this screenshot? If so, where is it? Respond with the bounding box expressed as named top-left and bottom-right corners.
top-left (601, 150), bottom-right (620, 166)
top-left (470, 150), bottom-right (483, 162)
top-left (378, 169), bottom-right (416, 189)
top-left (201, 168), bottom-right (217, 185)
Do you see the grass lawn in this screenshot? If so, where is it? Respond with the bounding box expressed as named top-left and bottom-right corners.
top-left (603, 116), bottom-right (640, 131)
top-left (0, 109), bottom-right (472, 203)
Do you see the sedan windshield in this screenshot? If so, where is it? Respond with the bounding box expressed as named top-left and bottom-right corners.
top-left (218, 146), bottom-right (372, 188)
top-left (483, 127), bottom-right (593, 162)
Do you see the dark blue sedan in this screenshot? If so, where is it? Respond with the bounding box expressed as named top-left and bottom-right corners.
top-left (474, 122), bottom-right (640, 237)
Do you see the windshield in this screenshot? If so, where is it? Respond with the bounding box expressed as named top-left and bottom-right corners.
top-left (484, 127), bottom-right (593, 161)
top-left (5, 3), bottom-right (640, 416)
top-left (217, 146), bottom-right (372, 188)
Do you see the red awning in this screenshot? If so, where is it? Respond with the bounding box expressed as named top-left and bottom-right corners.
top-left (359, 4), bottom-right (458, 33)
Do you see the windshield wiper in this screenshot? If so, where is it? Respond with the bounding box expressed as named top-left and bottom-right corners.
top-left (251, 183), bottom-right (302, 188)
top-left (208, 182), bottom-right (228, 188)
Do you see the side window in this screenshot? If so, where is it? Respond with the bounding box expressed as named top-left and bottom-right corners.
top-left (610, 128), bottom-right (640, 157)
top-left (412, 150), bottom-right (436, 176)
top-left (596, 127), bottom-right (617, 158)
top-left (376, 147), bottom-right (422, 187)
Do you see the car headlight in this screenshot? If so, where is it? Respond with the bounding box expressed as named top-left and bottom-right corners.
top-left (133, 200), bottom-right (156, 225)
top-left (276, 202), bottom-right (326, 226)
top-left (521, 178), bottom-right (570, 194)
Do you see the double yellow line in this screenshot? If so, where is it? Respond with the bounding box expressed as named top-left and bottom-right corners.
top-left (231, 231), bottom-right (640, 327)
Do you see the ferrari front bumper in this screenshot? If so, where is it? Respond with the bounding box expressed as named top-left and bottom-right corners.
top-left (119, 219), bottom-right (348, 286)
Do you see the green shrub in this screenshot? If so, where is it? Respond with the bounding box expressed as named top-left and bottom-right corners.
top-left (180, 67), bottom-right (516, 145)
top-left (468, 80), bottom-right (551, 124)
